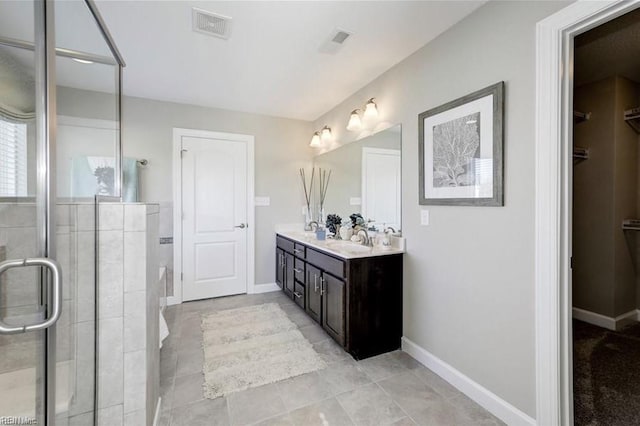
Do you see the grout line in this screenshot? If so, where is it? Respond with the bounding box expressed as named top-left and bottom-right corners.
top-left (333, 392), bottom-right (358, 426)
top-left (374, 381), bottom-right (413, 424)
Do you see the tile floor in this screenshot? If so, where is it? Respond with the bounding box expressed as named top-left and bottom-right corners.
top-left (157, 291), bottom-right (504, 426)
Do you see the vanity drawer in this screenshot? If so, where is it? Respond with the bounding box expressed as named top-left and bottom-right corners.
top-left (276, 235), bottom-right (295, 254)
top-left (294, 258), bottom-right (305, 283)
top-left (293, 282), bottom-right (305, 309)
top-left (293, 243), bottom-right (306, 259)
top-left (306, 248), bottom-right (345, 279)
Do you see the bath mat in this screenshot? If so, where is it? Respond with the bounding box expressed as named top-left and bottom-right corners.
top-left (201, 302), bottom-right (327, 399)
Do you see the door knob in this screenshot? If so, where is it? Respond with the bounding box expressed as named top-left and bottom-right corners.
top-left (235, 223), bottom-right (247, 229)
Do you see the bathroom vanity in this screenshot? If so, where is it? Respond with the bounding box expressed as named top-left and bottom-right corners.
top-left (275, 231), bottom-right (403, 360)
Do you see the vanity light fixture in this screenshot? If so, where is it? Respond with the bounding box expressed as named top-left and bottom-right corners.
top-left (347, 98), bottom-right (379, 131)
top-left (363, 98), bottom-right (378, 119)
top-left (309, 131), bottom-right (322, 147)
top-left (346, 109), bottom-right (362, 131)
top-left (321, 126), bottom-right (332, 142)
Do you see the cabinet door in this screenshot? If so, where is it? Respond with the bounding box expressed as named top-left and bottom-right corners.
top-left (284, 252), bottom-right (295, 298)
top-left (322, 273), bottom-right (346, 346)
top-left (305, 264), bottom-right (322, 324)
top-left (276, 248), bottom-right (284, 289)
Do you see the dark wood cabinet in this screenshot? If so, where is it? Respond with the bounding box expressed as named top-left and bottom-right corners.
top-left (275, 248), bottom-right (284, 289)
top-left (306, 264), bottom-right (322, 323)
top-left (276, 234), bottom-right (402, 360)
top-left (284, 252), bottom-right (295, 298)
top-left (321, 273), bottom-right (345, 346)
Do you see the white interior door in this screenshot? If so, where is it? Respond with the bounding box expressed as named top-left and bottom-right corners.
top-left (361, 147), bottom-right (401, 230)
top-left (181, 135), bottom-right (248, 301)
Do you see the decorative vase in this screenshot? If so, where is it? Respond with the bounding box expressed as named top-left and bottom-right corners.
top-left (317, 206), bottom-right (325, 225)
top-left (304, 206), bottom-right (313, 231)
top-left (340, 227), bottom-right (353, 241)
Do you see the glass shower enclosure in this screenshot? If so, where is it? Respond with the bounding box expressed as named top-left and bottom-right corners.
top-left (0, 1), bottom-right (123, 424)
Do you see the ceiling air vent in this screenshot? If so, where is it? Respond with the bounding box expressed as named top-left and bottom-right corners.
top-left (192, 8), bottom-right (232, 40)
top-left (319, 28), bottom-right (353, 54)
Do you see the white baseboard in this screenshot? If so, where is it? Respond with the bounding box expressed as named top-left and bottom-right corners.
top-left (401, 337), bottom-right (535, 426)
top-left (166, 295), bottom-right (181, 306)
top-left (572, 307), bottom-right (639, 331)
top-left (249, 282), bottom-right (280, 294)
top-left (153, 397), bottom-right (162, 426)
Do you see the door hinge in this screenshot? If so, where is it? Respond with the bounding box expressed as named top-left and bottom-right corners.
top-left (180, 148), bottom-right (188, 158)
top-left (181, 272), bottom-right (184, 281)
top-left (570, 257), bottom-right (574, 269)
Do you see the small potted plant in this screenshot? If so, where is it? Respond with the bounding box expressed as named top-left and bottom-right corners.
top-left (349, 213), bottom-right (366, 230)
top-left (325, 214), bottom-right (342, 236)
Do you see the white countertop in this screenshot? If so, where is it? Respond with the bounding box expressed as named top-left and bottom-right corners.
top-left (277, 230), bottom-right (405, 260)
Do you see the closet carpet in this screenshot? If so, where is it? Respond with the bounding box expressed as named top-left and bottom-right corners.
top-left (573, 319), bottom-right (640, 426)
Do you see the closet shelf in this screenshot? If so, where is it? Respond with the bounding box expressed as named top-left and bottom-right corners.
top-left (622, 219), bottom-right (640, 230)
top-left (573, 146), bottom-right (589, 161)
top-left (574, 110), bottom-right (591, 123)
top-left (624, 107), bottom-right (640, 133)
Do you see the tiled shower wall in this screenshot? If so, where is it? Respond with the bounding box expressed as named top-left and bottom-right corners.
top-left (0, 202), bottom-right (96, 425)
top-left (0, 202), bottom-right (160, 426)
top-left (96, 203), bottom-right (159, 426)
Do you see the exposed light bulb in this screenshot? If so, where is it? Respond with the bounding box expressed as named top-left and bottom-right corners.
top-left (321, 126), bottom-right (332, 142)
top-left (363, 98), bottom-right (378, 119)
top-left (346, 109), bottom-right (362, 131)
top-left (309, 132), bottom-right (321, 147)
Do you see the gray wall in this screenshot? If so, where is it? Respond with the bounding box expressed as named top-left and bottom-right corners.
top-left (312, 0), bottom-right (570, 416)
top-left (121, 96), bottom-right (314, 287)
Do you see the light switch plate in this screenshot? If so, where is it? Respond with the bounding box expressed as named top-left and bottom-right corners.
top-left (420, 209), bottom-right (430, 226)
top-left (350, 197), bottom-right (362, 206)
top-left (254, 196), bottom-right (270, 206)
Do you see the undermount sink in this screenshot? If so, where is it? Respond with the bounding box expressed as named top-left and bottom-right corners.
top-left (325, 240), bottom-right (372, 253)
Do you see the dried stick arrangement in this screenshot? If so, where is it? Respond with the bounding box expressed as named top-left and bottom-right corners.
top-left (318, 168), bottom-right (332, 213)
top-left (299, 167), bottom-right (315, 217)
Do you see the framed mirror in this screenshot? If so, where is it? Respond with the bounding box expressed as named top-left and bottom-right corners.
top-left (313, 124), bottom-right (402, 233)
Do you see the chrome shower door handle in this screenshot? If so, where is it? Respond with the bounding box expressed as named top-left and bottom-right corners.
top-left (0, 258), bottom-right (62, 334)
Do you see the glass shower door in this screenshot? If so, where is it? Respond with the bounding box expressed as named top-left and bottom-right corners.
top-left (0, 1), bottom-right (54, 425)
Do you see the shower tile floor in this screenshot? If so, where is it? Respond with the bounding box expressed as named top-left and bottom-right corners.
top-left (158, 291), bottom-right (504, 426)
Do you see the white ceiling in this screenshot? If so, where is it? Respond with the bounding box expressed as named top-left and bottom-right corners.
top-left (94, 1), bottom-right (484, 121)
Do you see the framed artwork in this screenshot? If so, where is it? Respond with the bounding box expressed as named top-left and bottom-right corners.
top-left (419, 82), bottom-right (504, 206)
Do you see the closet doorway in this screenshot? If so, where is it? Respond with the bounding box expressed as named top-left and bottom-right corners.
top-left (571, 9), bottom-right (640, 424)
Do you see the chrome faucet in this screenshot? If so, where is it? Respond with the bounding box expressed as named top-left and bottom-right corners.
top-left (308, 221), bottom-right (319, 231)
top-left (384, 226), bottom-right (396, 234)
top-left (356, 228), bottom-right (372, 247)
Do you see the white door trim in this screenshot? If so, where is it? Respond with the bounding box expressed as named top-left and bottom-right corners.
top-left (171, 127), bottom-right (255, 305)
top-left (535, 1), bottom-right (638, 424)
